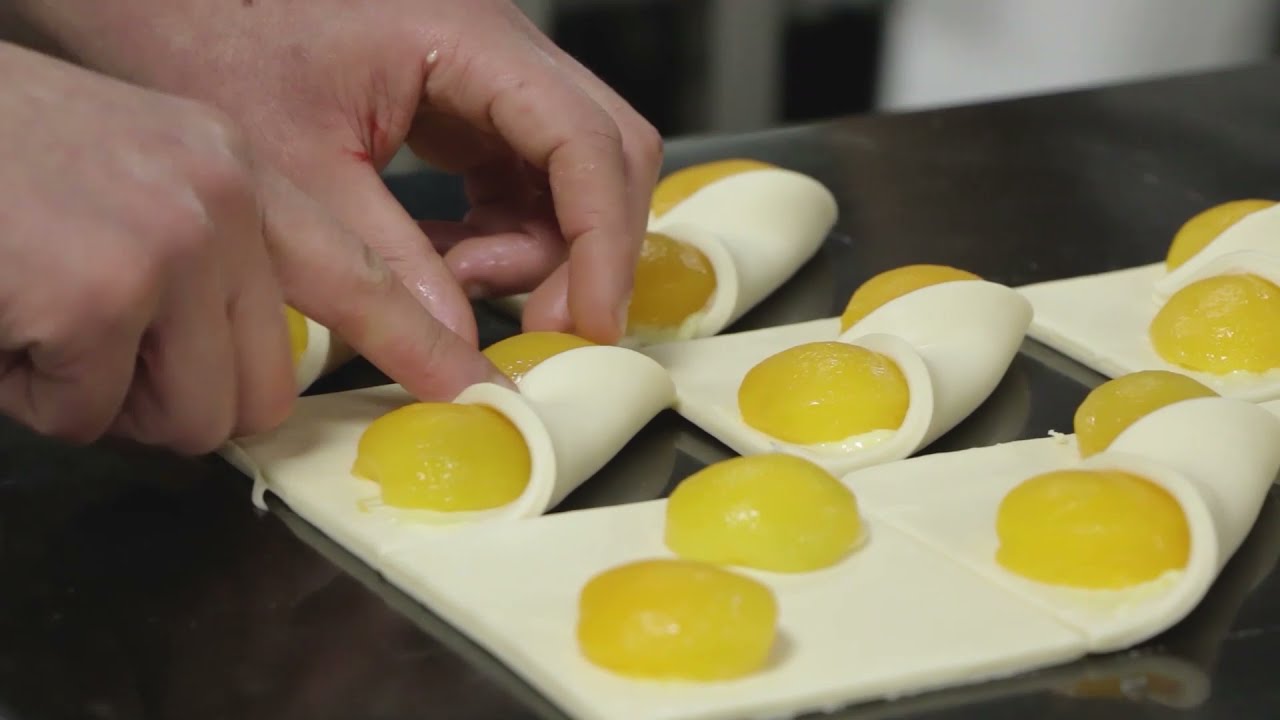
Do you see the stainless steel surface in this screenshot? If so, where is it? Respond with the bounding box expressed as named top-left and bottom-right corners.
top-left (5, 61), bottom-right (1280, 719)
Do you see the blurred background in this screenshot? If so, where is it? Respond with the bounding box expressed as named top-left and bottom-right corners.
top-left (387, 0), bottom-right (1280, 173)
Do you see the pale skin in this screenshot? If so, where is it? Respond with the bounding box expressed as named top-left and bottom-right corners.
top-left (0, 0), bottom-right (661, 453)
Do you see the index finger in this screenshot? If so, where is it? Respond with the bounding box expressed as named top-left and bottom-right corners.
top-left (424, 42), bottom-right (637, 344)
top-left (259, 171), bottom-right (511, 400)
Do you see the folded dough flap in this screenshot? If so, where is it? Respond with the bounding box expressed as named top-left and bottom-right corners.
top-left (1055, 450), bottom-right (1221, 653)
top-left (1047, 396), bottom-right (1280, 652)
top-left (443, 382), bottom-right (559, 522)
top-left (514, 345), bottom-right (676, 509)
top-left (846, 281), bottom-right (1033, 448)
top-left (633, 221), bottom-right (740, 341)
top-left (808, 332), bottom-right (936, 473)
top-left (293, 316), bottom-right (330, 391)
top-left (1155, 248), bottom-right (1280, 303)
top-left (653, 168), bottom-right (836, 326)
top-left (488, 169), bottom-right (835, 331)
top-left (1108, 396), bottom-right (1280, 567)
top-left (1155, 202), bottom-right (1280, 299)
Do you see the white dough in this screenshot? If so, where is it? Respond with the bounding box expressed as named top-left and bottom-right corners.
top-left (221, 384), bottom-right (424, 566)
top-left (642, 280), bottom-right (1031, 477)
top-left (496, 345), bottom-right (677, 511)
top-left (1154, 202), bottom-right (1280, 300)
top-left (850, 396), bottom-right (1280, 653)
top-left (293, 315), bottom-right (329, 391)
top-left (366, 409), bottom-right (1272, 720)
top-left (651, 168), bottom-right (836, 337)
top-left (1019, 206), bottom-right (1280, 401)
top-left (490, 167), bottom-right (836, 345)
top-left (294, 315), bottom-right (357, 392)
top-left (1261, 398), bottom-right (1280, 419)
top-left (220, 208), bottom-right (1280, 720)
top-left (378, 500), bottom-right (1088, 720)
top-left (222, 378), bottom-right (1276, 719)
top-left (221, 345), bottom-right (675, 563)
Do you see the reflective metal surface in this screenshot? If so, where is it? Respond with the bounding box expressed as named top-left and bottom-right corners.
top-left (5, 62), bottom-right (1280, 719)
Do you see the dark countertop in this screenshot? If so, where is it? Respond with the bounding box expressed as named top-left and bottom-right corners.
top-left (6, 61), bottom-right (1280, 720)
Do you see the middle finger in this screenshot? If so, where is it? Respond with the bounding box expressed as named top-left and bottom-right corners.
top-left (425, 33), bottom-right (633, 342)
top-left (510, 8), bottom-right (663, 245)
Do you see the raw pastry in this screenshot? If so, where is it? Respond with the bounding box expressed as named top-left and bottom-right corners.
top-left (644, 275), bottom-right (1031, 476)
top-left (378, 493), bottom-right (1087, 720)
top-left (363, 392), bottom-right (1279, 720)
top-left (852, 395), bottom-right (1280, 652)
top-left (288, 306), bottom-right (354, 391)
top-left (221, 343), bottom-right (674, 565)
top-left (1019, 201), bottom-right (1280, 400)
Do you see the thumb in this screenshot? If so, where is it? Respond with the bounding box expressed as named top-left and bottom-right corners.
top-left (297, 161), bottom-right (479, 346)
top-left (258, 170), bottom-right (510, 400)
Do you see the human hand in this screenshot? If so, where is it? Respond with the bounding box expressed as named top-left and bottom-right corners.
top-left (19, 0), bottom-right (663, 345)
top-left (0, 44), bottom-right (506, 453)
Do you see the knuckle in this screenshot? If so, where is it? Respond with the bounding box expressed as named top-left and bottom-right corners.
top-left (351, 243), bottom-right (400, 304)
top-left (631, 120), bottom-right (664, 167)
top-left (144, 192), bottom-right (216, 266)
top-left (316, 245), bottom-right (399, 347)
top-left (422, 35), bottom-right (471, 95)
top-left (586, 116), bottom-right (624, 150)
top-left (562, 209), bottom-right (609, 243)
top-left (190, 103), bottom-right (253, 164)
top-left (184, 117), bottom-right (256, 206)
top-left (173, 103), bottom-right (257, 211)
top-left (192, 147), bottom-right (254, 206)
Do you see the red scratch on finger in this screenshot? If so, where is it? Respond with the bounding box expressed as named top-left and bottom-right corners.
top-left (365, 108), bottom-right (385, 161)
top-left (342, 110), bottom-right (382, 165)
top-left (343, 147), bottom-right (372, 163)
